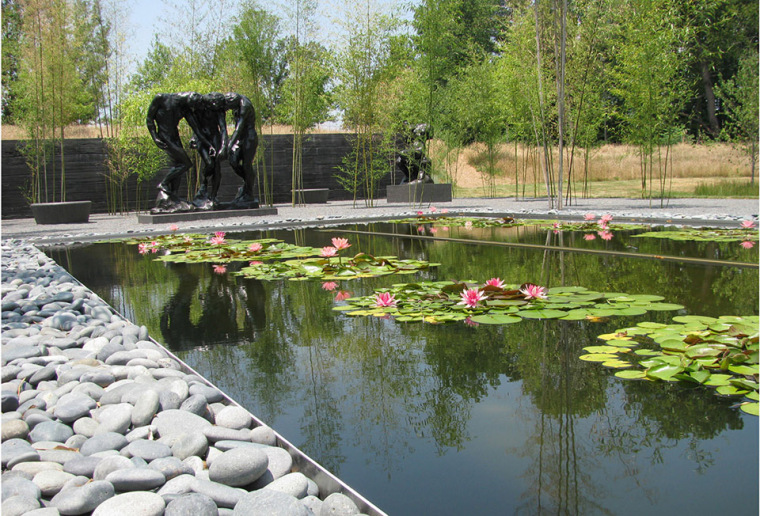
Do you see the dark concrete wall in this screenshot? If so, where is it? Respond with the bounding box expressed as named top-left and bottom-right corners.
top-left (2, 134), bottom-right (395, 219)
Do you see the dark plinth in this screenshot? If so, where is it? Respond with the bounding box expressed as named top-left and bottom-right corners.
top-left (31, 201), bottom-right (92, 224)
top-left (386, 184), bottom-right (452, 203)
top-left (137, 207), bottom-right (278, 225)
top-left (292, 188), bottom-right (329, 204)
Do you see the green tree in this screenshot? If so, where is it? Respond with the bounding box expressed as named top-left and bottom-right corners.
top-left (16, 0), bottom-right (94, 203)
top-left (2, 0), bottom-right (22, 122)
top-left (225, 2), bottom-right (287, 205)
top-left (332, 0), bottom-right (398, 205)
top-left (129, 37), bottom-right (174, 92)
top-left (277, 33), bottom-right (332, 205)
top-left (611, 0), bottom-right (685, 205)
top-left (715, 48), bottom-right (759, 184)
top-left (677, 0), bottom-right (759, 139)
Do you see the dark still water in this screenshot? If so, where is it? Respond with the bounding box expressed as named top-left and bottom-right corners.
top-left (47, 222), bottom-right (759, 515)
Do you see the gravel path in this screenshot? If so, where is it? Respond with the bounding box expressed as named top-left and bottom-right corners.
top-left (2, 197), bottom-right (757, 244)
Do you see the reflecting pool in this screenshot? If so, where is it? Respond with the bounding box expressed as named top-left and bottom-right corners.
top-left (48, 221), bottom-right (759, 515)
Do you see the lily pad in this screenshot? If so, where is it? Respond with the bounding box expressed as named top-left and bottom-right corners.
top-left (740, 402), bottom-right (759, 416)
top-left (615, 370), bottom-right (647, 379)
top-left (469, 314), bottom-right (521, 325)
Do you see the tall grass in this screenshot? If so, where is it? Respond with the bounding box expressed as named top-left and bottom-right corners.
top-left (692, 180), bottom-right (759, 198)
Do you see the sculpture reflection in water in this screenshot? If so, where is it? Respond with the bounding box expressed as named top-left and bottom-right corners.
top-left (158, 263), bottom-right (267, 351)
top-left (147, 91), bottom-right (260, 214)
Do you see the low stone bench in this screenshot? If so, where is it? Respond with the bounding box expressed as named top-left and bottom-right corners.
top-left (292, 188), bottom-right (329, 204)
top-left (386, 183), bottom-right (452, 203)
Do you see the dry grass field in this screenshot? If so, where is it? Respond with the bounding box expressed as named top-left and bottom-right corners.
top-left (431, 141), bottom-right (757, 198)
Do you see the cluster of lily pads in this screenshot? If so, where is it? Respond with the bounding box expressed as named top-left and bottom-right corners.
top-left (126, 232), bottom-right (437, 282)
top-left (632, 224), bottom-right (758, 246)
top-left (392, 210), bottom-right (758, 247)
top-left (333, 281), bottom-right (684, 324)
top-left (581, 315), bottom-right (759, 415)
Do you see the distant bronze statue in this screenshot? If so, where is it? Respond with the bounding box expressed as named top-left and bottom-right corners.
top-left (190, 92), bottom-right (228, 210)
top-left (224, 92), bottom-right (259, 209)
top-left (146, 92), bottom-right (205, 213)
top-left (396, 122), bottom-right (433, 184)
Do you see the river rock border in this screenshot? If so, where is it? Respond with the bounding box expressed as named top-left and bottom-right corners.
top-left (1, 240), bottom-right (378, 516)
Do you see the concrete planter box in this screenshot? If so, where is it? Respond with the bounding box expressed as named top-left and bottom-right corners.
top-left (292, 188), bottom-right (329, 204)
top-left (386, 183), bottom-right (452, 204)
top-left (31, 201), bottom-right (91, 224)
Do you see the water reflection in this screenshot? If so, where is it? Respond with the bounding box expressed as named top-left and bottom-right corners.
top-left (46, 226), bottom-right (758, 515)
top-left (159, 263), bottom-right (266, 350)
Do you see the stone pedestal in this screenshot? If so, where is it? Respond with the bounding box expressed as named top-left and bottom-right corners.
top-left (137, 207), bottom-right (278, 224)
top-left (386, 184), bottom-right (452, 204)
top-left (31, 201), bottom-right (92, 224)
top-left (292, 188), bottom-right (329, 204)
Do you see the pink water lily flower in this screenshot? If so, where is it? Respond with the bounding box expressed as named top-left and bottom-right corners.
top-left (553, 222), bottom-right (561, 229)
top-left (417, 225), bottom-right (425, 233)
top-left (458, 288), bottom-right (486, 308)
top-left (441, 208), bottom-right (449, 214)
top-left (169, 224), bottom-right (179, 232)
top-left (600, 214), bottom-right (613, 224)
top-left (321, 246), bottom-right (338, 258)
top-left (184, 236), bottom-right (193, 243)
top-left (322, 281), bottom-right (338, 291)
top-left (335, 291), bottom-right (352, 302)
top-left (599, 231), bottom-right (613, 241)
top-left (484, 277), bottom-right (505, 288)
top-left (417, 211), bottom-right (424, 216)
top-left (430, 206), bottom-right (437, 213)
top-left (138, 243), bottom-right (150, 255)
top-left (248, 242), bottom-right (263, 252)
top-left (740, 240), bottom-right (755, 249)
top-left (584, 213), bottom-right (596, 221)
top-left (464, 221), bottom-right (473, 229)
top-left (520, 284), bottom-right (547, 300)
top-left (374, 292), bottom-right (397, 307)
top-left (249, 261), bottom-right (263, 266)
top-left (213, 264), bottom-right (227, 274)
top-left (429, 227), bottom-right (438, 235)
top-left (741, 220), bottom-right (756, 229)
top-left (210, 234), bottom-right (226, 245)
top-left (331, 237), bottom-right (351, 251)
top-left (584, 234), bottom-right (596, 241)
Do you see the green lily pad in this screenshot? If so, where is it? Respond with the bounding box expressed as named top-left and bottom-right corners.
top-left (602, 359), bottom-right (632, 368)
top-left (583, 345), bottom-right (626, 354)
top-left (740, 402), bottom-right (759, 416)
top-left (615, 370), bottom-right (647, 379)
top-left (729, 365), bottom-right (759, 376)
top-left (515, 309), bottom-right (567, 319)
top-left (646, 363), bottom-right (683, 381)
top-left (716, 385), bottom-right (749, 396)
top-left (469, 314), bottom-right (521, 325)
top-left (643, 303), bottom-right (685, 312)
top-left (579, 354), bottom-right (620, 362)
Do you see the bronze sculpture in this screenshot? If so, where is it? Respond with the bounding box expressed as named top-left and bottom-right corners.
top-left (224, 92), bottom-right (259, 209)
top-left (396, 122), bottom-right (434, 184)
top-left (146, 92), bottom-right (205, 212)
top-left (191, 92), bottom-right (228, 210)
top-left (147, 91), bottom-right (260, 213)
